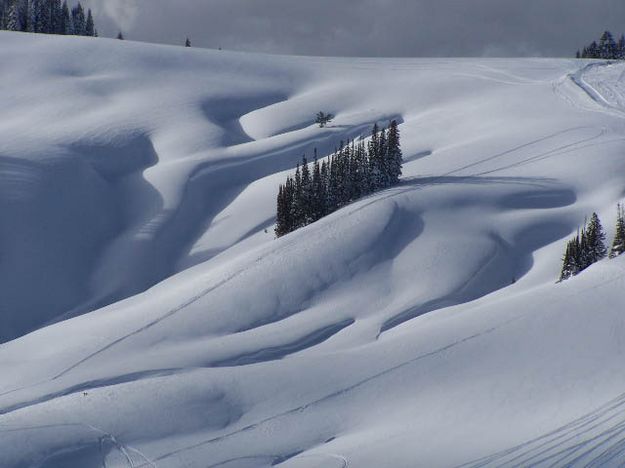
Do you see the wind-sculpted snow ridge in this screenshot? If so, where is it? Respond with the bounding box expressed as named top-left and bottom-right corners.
top-left (2, 31), bottom-right (625, 466)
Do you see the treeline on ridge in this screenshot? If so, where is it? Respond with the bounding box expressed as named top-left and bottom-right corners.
top-left (275, 120), bottom-right (403, 237)
top-left (577, 31), bottom-right (625, 59)
top-left (0, 0), bottom-right (96, 36)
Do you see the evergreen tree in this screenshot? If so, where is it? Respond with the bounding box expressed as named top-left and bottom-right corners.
top-left (320, 159), bottom-right (329, 216)
top-left (59, 0), bottom-right (70, 34)
top-left (610, 204), bottom-right (625, 258)
top-left (618, 35), bottom-right (625, 60)
top-left (4, 0), bottom-right (19, 30)
top-left (327, 154), bottom-right (339, 213)
top-left (185, 37), bottom-right (191, 47)
top-left (300, 156), bottom-right (312, 223)
top-left (578, 223), bottom-right (590, 270)
top-left (275, 184), bottom-right (286, 237)
top-left (585, 212), bottom-right (607, 263)
top-left (21, 0), bottom-right (32, 32)
top-left (351, 139), bottom-right (368, 199)
top-left (34, 0), bottom-right (51, 33)
top-left (116, 30), bottom-right (124, 40)
top-left (599, 31), bottom-right (616, 59)
top-left (70, 2), bottom-right (84, 35)
top-left (49, 0), bottom-right (62, 34)
top-left (275, 183), bottom-right (294, 238)
top-left (560, 238), bottom-right (578, 281)
top-left (310, 157), bottom-right (325, 221)
top-left (387, 119), bottom-right (403, 185)
top-left (368, 123), bottom-right (381, 191)
top-left (292, 163), bottom-right (303, 228)
top-left (84, 7), bottom-right (94, 36)
top-left (315, 111), bottom-right (334, 128)
top-left (378, 127), bottom-right (389, 188)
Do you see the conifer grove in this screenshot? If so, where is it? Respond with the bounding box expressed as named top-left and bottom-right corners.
top-left (276, 120), bottom-right (403, 237)
top-left (559, 213), bottom-right (606, 281)
top-left (577, 31), bottom-right (625, 59)
top-left (0, 0), bottom-right (97, 36)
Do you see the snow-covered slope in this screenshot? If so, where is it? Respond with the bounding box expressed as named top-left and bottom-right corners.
top-left (2, 31), bottom-right (625, 467)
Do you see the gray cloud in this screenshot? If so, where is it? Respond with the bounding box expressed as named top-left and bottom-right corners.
top-left (82, 0), bottom-right (625, 57)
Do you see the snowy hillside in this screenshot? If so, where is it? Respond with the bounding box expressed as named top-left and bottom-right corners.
top-left (2, 31), bottom-right (625, 467)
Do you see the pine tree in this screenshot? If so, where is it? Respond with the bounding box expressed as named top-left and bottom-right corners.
top-left (70, 2), bottom-right (84, 35)
top-left (116, 30), bottom-right (124, 40)
top-left (585, 212), bottom-right (607, 264)
top-left (4, 0), bottom-right (19, 30)
top-left (35, 0), bottom-right (51, 33)
top-left (368, 123), bottom-right (381, 191)
top-left (320, 159), bottom-right (329, 217)
top-left (275, 183), bottom-right (290, 238)
top-left (378, 127), bottom-right (390, 188)
top-left (185, 37), bottom-right (191, 47)
top-left (387, 119), bottom-right (403, 185)
top-left (560, 238), bottom-right (577, 281)
top-left (275, 184), bottom-right (286, 237)
top-left (327, 154), bottom-right (339, 213)
top-left (578, 223), bottom-right (590, 270)
top-left (84, 8), bottom-right (94, 36)
top-left (310, 157), bottom-right (325, 221)
top-left (49, 0), bottom-right (62, 34)
top-left (351, 139), bottom-right (367, 199)
top-left (610, 204), bottom-right (625, 258)
top-left (301, 156), bottom-right (314, 223)
top-left (315, 111), bottom-right (334, 128)
top-left (21, 0), bottom-right (29, 29)
top-left (599, 31), bottom-right (616, 59)
top-left (292, 163), bottom-right (303, 228)
top-left (618, 35), bottom-right (625, 60)
top-left (59, 0), bottom-right (70, 33)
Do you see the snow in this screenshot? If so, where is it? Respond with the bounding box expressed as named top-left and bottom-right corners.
top-left (2, 31), bottom-right (625, 467)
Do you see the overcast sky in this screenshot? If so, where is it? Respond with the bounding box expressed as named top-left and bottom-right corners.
top-left (81, 0), bottom-right (625, 57)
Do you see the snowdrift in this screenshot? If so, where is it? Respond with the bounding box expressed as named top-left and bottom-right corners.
top-left (2, 31), bottom-right (625, 467)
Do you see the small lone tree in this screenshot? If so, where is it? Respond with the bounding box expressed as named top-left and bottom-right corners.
top-left (185, 37), bottom-right (191, 47)
top-left (610, 203), bottom-right (625, 258)
top-left (315, 112), bottom-right (334, 128)
top-left (117, 31), bottom-right (124, 40)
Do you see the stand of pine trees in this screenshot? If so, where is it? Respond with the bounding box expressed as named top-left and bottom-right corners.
top-left (0, 0), bottom-right (97, 36)
top-left (577, 31), bottom-right (625, 59)
top-left (276, 121), bottom-right (403, 238)
top-left (560, 212), bottom-right (609, 281)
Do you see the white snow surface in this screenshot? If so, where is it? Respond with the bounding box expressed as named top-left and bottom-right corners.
top-left (2, 32), bottom-right (625, 467)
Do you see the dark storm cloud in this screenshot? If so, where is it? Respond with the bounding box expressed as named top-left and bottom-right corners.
top-left (82, 0), bottom-right (625, 57)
